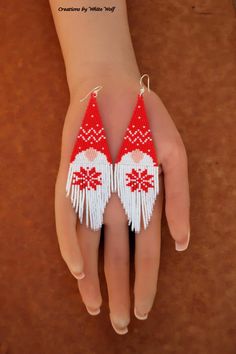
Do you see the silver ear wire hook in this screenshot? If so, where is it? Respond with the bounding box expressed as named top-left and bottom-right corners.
top-left (80, 85), bottom-right (103, 102)
top-left (139, 74), bottom-right (150, 95)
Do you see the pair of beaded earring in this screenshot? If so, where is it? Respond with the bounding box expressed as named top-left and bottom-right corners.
top-left (65, 74), bottom-right (159, 233)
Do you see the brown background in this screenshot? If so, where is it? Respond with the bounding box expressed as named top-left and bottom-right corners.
top-left (1, 0), bottom-right (236, 353)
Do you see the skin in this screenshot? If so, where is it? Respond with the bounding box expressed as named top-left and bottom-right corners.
top-left (49, 0), bottom-right (190, 335)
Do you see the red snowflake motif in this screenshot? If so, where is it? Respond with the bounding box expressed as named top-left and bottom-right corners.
top-left (126, 168), bottom-right (154, 193)
top-left (72, 167), bottom-right (102, 190)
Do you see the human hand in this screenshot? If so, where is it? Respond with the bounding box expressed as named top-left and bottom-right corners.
top-left (55, 77), bottom-right (190, 334)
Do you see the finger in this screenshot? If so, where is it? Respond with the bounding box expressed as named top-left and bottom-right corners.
top-left (55, 165), bottom-right (84, 280)
top-left (76, 223), bottom-right (102, 316)
top-left (103, 194), bottom-right (130, 335)
top-left (162, 135), bottom-right (190, 251)
top-left (134, 175), bottom-right (163, 320)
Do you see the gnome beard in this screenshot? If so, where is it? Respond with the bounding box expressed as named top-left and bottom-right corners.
top-left (66, 148), bottom-right (113, 231)
top-left (114, 149), bottom-right (159, 233)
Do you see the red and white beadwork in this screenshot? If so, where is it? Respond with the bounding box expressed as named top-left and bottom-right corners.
top-left (114, 93), bottom-right (159, 233)
top-left (66, 92), bottom-right (113, 231)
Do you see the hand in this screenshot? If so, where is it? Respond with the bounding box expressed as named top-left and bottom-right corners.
top-left (55, 77), bottom-right (190, 335)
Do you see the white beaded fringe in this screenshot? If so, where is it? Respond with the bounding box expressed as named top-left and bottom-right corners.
top-left (114, 164), bottom-right (159, 233)
top-left (66, 162), bottom-right (113, 231)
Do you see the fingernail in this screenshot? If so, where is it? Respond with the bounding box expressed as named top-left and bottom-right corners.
top-left (72, 271), bottom-right (85, 280)
top-left (175, 230), bottom-right (190, 252)
top-left (85, 306), bottom-right (101, 316)
top-left (134, 307), bottom-right (148, 320)
top-left (109, 314), bottom-right (128, 335)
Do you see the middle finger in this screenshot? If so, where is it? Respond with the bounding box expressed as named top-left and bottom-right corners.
top-left (134, 175), bottom-right (164, 320)
top-left (104, 194), bottom-right (130, 335)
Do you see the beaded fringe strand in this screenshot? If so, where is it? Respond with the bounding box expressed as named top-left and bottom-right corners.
top-left (114, 164), bottom-right (159, 233)
top-left (66, 162), bottom-right (113, 231)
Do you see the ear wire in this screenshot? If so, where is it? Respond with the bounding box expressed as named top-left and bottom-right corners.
top-left (80, 85), bottom-right (103, 102)
top-left (139, 74), bottom-right (150, 95)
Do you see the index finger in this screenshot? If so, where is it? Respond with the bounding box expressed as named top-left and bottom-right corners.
top-left (55, 165), bottom-right (85, 279)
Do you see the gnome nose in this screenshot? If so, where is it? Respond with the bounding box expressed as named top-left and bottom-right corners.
top-left (85, 148), bottom-right (98, 161)
top-left (131, 149), bottom-right (144, 163)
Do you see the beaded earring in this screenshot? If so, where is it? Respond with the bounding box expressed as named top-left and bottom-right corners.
top-left (65, 86), bottom-right (113, 231)
top-left (114, 75), bottom-right (160, 233)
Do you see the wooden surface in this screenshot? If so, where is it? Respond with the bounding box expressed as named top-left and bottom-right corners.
top-left (0, 0), bottom-right (236, 353)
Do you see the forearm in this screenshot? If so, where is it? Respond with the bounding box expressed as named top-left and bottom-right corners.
top-left (49, 0), bottom-right (141, 96)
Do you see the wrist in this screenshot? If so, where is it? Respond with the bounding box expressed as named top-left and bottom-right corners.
top-left (68, 64), bottom-right (141, 102)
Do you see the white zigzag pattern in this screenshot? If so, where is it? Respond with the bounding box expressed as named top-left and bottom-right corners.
top-left (80, 127), bottom-right (104, 136)
top-left (127, 129), bottom-right (150, 137)
top-left (79, 128), bottom-right (106, 142)
top-left (124, 136), bottom-right (152, 144)
top-left (80, 135), bottom-right (106, 142)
